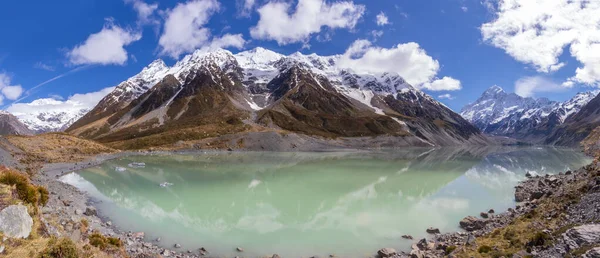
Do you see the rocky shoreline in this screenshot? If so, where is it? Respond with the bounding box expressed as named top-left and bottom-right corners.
top-left (19, 149), bottom-right (600, 258)
top-left (377, 160), bottom-right (600, 258)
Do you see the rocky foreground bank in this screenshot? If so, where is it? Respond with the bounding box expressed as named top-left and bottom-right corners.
top-left (377, 161), bottom-right (600, 258)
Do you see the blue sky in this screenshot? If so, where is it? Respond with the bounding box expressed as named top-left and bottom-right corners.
top-left (0, 0), bottom-right (598, 112)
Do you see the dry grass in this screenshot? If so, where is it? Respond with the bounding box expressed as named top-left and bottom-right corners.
top-left (6, 133), bottom-right (115, 164)
top-left (0, 167), bottom-right (126, 258)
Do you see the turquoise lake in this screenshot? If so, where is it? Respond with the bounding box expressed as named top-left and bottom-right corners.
top-left (61, 147), bottom-right (591, 257)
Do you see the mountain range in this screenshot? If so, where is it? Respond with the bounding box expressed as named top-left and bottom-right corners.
top-left (4, 48), bottom-right (600, 150)
top-left (65, 47), bottom-right (487, 149)
top-left (460, 86), bottom-right (599, 144)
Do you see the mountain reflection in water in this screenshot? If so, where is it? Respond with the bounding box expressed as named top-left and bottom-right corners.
top-left (61, 147), bottom-right (591, 257)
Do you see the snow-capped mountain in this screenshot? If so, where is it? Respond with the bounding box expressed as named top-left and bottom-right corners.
top-left (460, 86), bottom-right (599, 143)
top-left (7, 98), bottom-right (91, 134)
top-left (68, 47), bottom-right (487, 148)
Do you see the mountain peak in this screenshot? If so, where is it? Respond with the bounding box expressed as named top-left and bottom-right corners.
top-left (483, 85), bottom-right (505, 96)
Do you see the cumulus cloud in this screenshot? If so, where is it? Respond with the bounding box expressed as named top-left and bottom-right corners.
top-left (481, 0), bottom-right (600, 86)
top-left (249, 0), bottom-right (365, 45)
top-left (461, 6), bottom-right (468, 12)
top-left (422, 77), bottom-right (462, 91)
top-left (209, 34), bottom-right (246, 49)
top-left (0, 73), bottom-right (24, 101)
top-left (7, 87), bottom-right (115, 116)
top-left (376, 12), bottom-right (389, 26)
top-left (67, 22), bottom-right (141, 65)
top-left (514, 76), bottom-right (564, 97)
top-left (159, 0), bottom-right (246, 58)
top-left (438, 94), bottom-right (455, 100)
top-left (337, 40), bottom-right (461, 91)
top-left (125, 0), bottom-right (159, 25)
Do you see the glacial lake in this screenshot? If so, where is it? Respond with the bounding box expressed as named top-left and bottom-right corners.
top-left (61, 147), bottom-right (591, 257)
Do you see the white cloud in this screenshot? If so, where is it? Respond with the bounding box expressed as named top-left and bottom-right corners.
top-left (34, 62), bottom-right (55, 71)
top-left (461, 6), bottom-right (468, 12)
top-left (514, 76), bottom-right (564, 97)
top-left (159, 0), bottom-right (246, 58)
top-left (422, 77), bottom-right (462, 91)
top-left (0, 73), bottom-right (24, 101)
top-left (67, 22), bottom-right (141, 65)
top-left (209, 34), bottom-right (246, 49)
top-left (237, 0), bottom-right (256, 17)
top-left (125, 0), bottom-right (159, 25)
top-left (438, 94), bottom-right (455, 100)
top-left (376, 12), bottom-right (389, 26)
top-left (481, 0), bottom-right (600, 86)
top-left (337, 40), bottom-right (461, 91)
top-left (249, 0), bottom-right (365, 45)
top-left (7, 87), bottom-right (115, 116)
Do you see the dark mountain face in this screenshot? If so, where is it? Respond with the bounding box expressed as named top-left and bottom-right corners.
top-left (546, 93), bottom-right (600, 146)
top-left (67, 49), bottom-right (488, 149)
top-left (0, 111), bottom-right (33, 136)
top-left (257, 66), bottom-right (407, 138)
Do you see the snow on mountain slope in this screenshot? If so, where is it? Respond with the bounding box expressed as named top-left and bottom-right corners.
top-left (8, 98), bottom-right (90, 133)
top-left (460, 86), bottom-right (598, 142)
top-left (87, 47), bottom-right (420, 120)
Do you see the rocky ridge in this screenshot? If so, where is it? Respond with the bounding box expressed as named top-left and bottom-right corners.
top-left (67, 48), bottom-right (487, 148)
top-left (0, 110), bottom-right (33, 136)
top-left (460, 86), bottom-right (598, 144)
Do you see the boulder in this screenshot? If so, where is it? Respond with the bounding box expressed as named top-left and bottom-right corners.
top-left (564, 224), bottom-right (600, 250)
top-left (426, 227), bottom-right (440, 234)
top-left (0, 205), bottom-right (33, 238)
top-left (409, 249), bottom-right (424, 258)
top-left (515, 189), bottom-right (529, 202)
top-left (401, 235), bottom-right (414, 240)
top-left (377, 248), bottom-right (397, 257)
top-left (583, 247), bottom-right (600, 258)
top-left (272, 254), bottom-right (281, 258)
top-left (480, 212), bottom-right (489, 218)
top-left (416, 238), bottom-right (428, 250)
top-left (84, 207), bottom-right (97, 216)
top-left (531, 191), bottom-right (545, 200)
top-left (236, 247), bottom-right (243, 252)
top-left (459, 216), bottom-right (486, 231)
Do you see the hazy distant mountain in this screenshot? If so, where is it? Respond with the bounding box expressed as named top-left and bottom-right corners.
top-left (0, 110), bottom-right (33, 136)
top-left (8, 98), bottom-right (90, 134)
top-left (460, 86), bottom-right (598, 143)
top-left (67, 48), bottom-right (487, 149)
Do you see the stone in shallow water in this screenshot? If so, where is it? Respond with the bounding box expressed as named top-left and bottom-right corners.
top-left (0, 204), bottom-right (33, 239)
top-left (459, 216), bottom-right (486, 231)
top-left (377, 248), bottom-right (397, 257)
top-left (426, 227), bottom-right (440, 234)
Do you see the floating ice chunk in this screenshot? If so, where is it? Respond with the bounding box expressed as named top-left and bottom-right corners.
top-left (128, 162), bottom-right (146, 168)
top-left (115, 167), bottom-right (126, 172)
top-left (159, 182), bottom-right (173, 188)
top-left (248, 179), bottom-right (261, 189)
